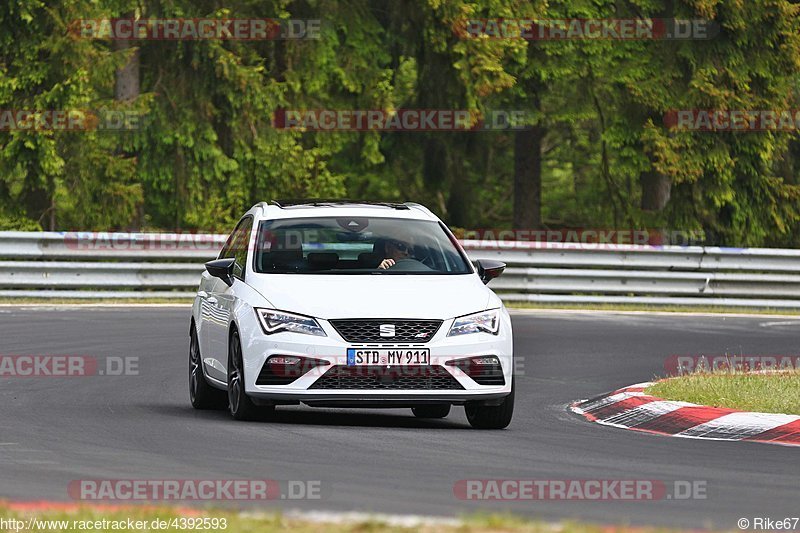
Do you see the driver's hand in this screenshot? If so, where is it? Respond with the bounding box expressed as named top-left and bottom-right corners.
top-left (378, 259), bottom-right (395, 269)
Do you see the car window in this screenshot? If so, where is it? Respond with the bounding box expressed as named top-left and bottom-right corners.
top-left (218, 216), bottom-right (253, 282)
top-left (232, 217), bottom-right (253, 281)
top-left (253, 217), bottom-right (472, 275)
top-left (218, 229), bottom-right (238, 260)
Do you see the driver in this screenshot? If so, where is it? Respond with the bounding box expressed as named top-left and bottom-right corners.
top-left (378, 237), bottom-right (414, 269)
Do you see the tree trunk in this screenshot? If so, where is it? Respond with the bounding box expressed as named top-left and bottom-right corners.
top-left (113, 17), bottom-right (140, 101)
top-left (638, 0), bottom-right (674, 214)
top-left (22, 182), bottom-right (49, 229)
top-left (513, 42), bottom-right (544, 230)
top-left (446, 137), bottom-right (471, 227)
top-left (114, 12), bottom-right (140, 227)
top-left (640, 170), bottom-right (671, 211)
top-left (513, 97), bottom-right (543, 229)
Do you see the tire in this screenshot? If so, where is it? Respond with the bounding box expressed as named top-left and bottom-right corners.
top-left (412, 405), bottom-right (451, 418)
top-left (189, 324), bottom-right (227, 410)
top-left (465, 379), bottom-right (514, 429)
top-left (227, 329), bottom-right (270, 421)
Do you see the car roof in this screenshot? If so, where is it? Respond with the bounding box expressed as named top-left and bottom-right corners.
top-left (247, 200), bottom-right (440, 222)
top-left (272, 199), bottom-right (410, 209)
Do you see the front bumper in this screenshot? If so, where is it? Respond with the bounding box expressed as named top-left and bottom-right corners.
top-left (235, 309), bottom-right (514, 403)
top-left (246, 391), bottom-right (511, 408)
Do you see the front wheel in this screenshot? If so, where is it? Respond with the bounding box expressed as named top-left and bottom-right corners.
top-left (189, 325), bottom-right (227, 410)
top-left (465, 379), bottom-right (514, 429)
top-left (227, 329), bottom-right (270, 421)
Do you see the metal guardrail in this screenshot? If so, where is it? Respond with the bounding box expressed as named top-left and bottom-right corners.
top-left (2, 232), bottom-right (800, 308)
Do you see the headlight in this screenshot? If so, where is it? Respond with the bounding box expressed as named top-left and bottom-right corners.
top-left (255, 309), bottom-right (327, 337)
top-left (448, 309), bottom-right (501, 337)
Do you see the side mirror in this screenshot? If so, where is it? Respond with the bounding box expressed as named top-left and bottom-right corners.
top-left (205, 258), bottom-right (235, 287)
top-left (476, 259), bottom-right (506, 285)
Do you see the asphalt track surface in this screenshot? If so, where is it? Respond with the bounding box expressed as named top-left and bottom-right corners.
top-left (1, 307), bottom-right (798, 529)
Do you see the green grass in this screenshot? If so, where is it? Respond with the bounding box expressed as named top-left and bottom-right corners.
top-left (0, 504), bottom-right (726, 533)
top-left (647, 371), bottom-right (800, 415)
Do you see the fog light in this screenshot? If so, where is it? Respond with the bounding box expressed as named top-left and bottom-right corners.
top-left (471, 356), bottom-right (500, 365)
top-left (257, 355), bottom-right (330, 386)
top-left (445, 356), bottom-right (505, 386)
top-left (268, 356), bottom-right (301, 365)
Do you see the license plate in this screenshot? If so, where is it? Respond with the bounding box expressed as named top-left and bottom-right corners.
top-left (347, 348), bottom-right (430, 366)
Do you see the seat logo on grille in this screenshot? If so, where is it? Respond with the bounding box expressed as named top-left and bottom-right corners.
top-left (379, 324), bottom-right (396, 337)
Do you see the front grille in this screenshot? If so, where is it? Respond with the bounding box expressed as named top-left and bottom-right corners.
top-left (329, 319), bottom-right (442, 343)
top-left (310, 365), bottom-right (464, 390)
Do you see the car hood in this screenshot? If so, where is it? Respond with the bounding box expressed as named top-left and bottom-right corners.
top-left (248, 273), bottom-right (493, 320)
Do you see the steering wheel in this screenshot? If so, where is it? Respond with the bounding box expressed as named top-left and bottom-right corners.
top-left (412, 245), bottom-right (436, 270)
top-left (418, 254), bottom-right (436, 269)
top-left (387, 258), bottom-right (434, 272)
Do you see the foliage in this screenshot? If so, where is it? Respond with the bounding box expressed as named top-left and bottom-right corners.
top-left (0, 0), bottom-right (799, 246)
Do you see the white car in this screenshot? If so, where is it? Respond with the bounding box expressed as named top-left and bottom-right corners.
top-left (189, 200), bottom-right (514, 429)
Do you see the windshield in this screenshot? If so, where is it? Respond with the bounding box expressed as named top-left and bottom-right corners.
top-left (253, 217), bottom-right (472, 275)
